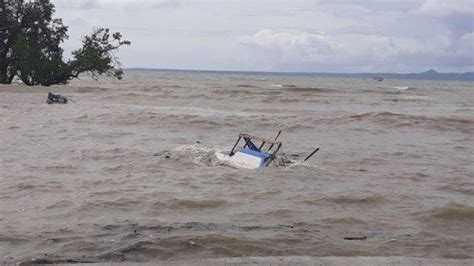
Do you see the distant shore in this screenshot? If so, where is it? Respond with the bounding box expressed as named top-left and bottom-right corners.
top-left (125, 68), bottom-right (474, 81)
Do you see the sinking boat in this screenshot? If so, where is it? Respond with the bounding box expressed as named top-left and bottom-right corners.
top-left (215, 133), bottom-right (282, 169)
top-left (215, 132), bottom-right (319, 169)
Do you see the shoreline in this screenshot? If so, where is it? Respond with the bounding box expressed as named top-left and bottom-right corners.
top-left (67, 256), bottom-right (474, 265)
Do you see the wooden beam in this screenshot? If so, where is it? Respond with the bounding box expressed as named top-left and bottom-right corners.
top-left (240, 133), bottom-right (282, 145)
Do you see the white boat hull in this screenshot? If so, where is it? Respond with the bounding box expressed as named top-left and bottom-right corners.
top-left (215, 151), bottom-right (263, 169)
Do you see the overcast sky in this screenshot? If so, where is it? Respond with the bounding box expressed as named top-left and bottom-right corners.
top-left (53, 0), bottom-right (473, 73)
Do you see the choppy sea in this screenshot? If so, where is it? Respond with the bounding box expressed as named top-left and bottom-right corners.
top-left (1, 70), bottom-right (473, 263)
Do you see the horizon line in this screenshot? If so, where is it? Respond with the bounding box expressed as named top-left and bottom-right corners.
top-left (124, 67), bottom-right (474, 75)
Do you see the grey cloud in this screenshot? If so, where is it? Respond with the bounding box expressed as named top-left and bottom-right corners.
top-left (54, 0), bottom-right (99, 9)
top-left (416, 0), bottom-right (474, 17)
top-left (416, 0), bottom-right (474, 37)
top-left (314, 0), bottom-right (425, 12)
top-left (52, 0), bottom-right (473, 72)
top-left (237, 27), bottom-right (473, 72)
top-left (151, 0), bottom-right (180, 8)
top-left (53, 0), bottom-right (181, 10)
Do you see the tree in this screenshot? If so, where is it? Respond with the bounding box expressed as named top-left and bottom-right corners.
top-left (0, 0), bottom-right (130, 86)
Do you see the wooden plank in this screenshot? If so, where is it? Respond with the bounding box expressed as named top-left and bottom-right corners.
top-left (240, 133), bottom-right (282, 145)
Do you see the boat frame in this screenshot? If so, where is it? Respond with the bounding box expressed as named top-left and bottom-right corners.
top-left (228, 133), bottom-right (282, 167)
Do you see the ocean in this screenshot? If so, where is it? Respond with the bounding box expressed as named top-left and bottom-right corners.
top-left (1, 70), bottom-right (473, 263)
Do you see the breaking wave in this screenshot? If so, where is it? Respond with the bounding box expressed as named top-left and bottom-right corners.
top-left (349, 112), bottom-right (474, 133)
top-left (282, 87), bottom-right (340, 93)
top-left (417, 203), bottom-right (474, 221)
top-left (152, 199), bottom-right (228, 209)
top-left (304, 194), bottom-right (386, 205)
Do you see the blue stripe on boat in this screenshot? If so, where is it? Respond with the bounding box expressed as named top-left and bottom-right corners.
top-left (239, 148), bottom-right (272, 167)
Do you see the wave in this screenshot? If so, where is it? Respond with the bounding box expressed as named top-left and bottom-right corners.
top-left (283, 87), bottom-right (340, 93)
top-left (171, 143), bottom-right (224, 167)
top-left (264, 208), bottom-right (296, 217)
top-left (17, 222), bottom-right (319, 262)
top-left (349, 112), bottom-right (474, 133)
top-left (361, 86), bottom-right (417, 94)
top-left (393, 86), bottom-right (409, 90)
top-left (164, 85), bottom-right (183, 89)
top-left (320, 217), bottom-right (367, 225)
top-left (350, 111), bottom-right (402, 119)
top-left (304, 194), bottom-right (386, 205)
top-left (174, 143), bottom-right (219, 153)
top-left (438, 184), bottom-right (474, 196)
top-left (43, 200), bottom-right (74, 210)
top-left (417, 203), bottom-right (474, 221)
top-left (153, 199), bottom-right (228, 209)
top-left (384, 96), bottom-right (434, 103)
top-left (351, 111), bottom-right (473, 124)
top-left (44, 164), bottom-right (79, 172)
top-left (393, 86), bottom-right (417, 91)
top-left (74, 148), bottom-right (145, 161)
top-left (94, 235), bottom-right (298, 261)
top-left (20, 257), bottom-right (95, 264)
top-left (74, 198), bottom-right (144, 212)
top-left (329, 194), bottom-right (386, 205)
top-left (73, 86), bottom-right (109, 93)
top-left (236, 84), bottom-right (257, 88)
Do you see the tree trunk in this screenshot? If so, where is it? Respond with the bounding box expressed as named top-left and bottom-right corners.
top-left (0, 70), bottom-right (9, 84)
top-left (0, 0), bottom-right (12, 84)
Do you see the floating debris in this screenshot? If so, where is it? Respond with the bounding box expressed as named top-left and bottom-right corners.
top-left (344, 236), bottom-right (367, 241)
top-left (46, 92), bottom-right (72, 104)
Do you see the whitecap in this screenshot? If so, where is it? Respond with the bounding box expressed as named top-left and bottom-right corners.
top-left (393, 86), bottom-right (409, 90)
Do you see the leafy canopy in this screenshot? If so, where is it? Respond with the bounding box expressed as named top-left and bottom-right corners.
top-left (0, 0), bottom-right (130, 86)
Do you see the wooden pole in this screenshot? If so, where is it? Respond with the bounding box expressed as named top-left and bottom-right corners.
top-left (304, 148), bottom-right (320, 162)
top-left (265, 143), bottom-right (282, 167)
top-left (258, 141), bottom-right (266, 151)
top-left (267, 130), bottom-right (282, 151)
top-left (229, 136), bottom-right (241, 156)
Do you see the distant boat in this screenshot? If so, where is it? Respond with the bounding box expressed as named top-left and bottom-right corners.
top-left (372, 77), bottom-right (384, 81)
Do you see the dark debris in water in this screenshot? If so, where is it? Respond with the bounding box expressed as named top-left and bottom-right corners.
top-left (46, 92), bottom-right (71, 104)
top-left (344, 236), bottom-right (368, 241)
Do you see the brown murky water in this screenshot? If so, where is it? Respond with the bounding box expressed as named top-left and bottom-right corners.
top-left (1, 70), bottom-right (473, 263)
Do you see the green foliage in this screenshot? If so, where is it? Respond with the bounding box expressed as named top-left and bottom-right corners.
top-left (70, 28), bottom-right (131, 81)
top-left (0, 0), bottom-right (130, 86)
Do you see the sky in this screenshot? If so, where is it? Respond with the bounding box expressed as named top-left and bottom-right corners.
top-left (53, 0), bottom-right (473, 73)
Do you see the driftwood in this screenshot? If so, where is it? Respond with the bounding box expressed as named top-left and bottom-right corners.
top-left (344, 236), bottom-right (367, 241)
top-left (46, 92), bottom-right (69, 104)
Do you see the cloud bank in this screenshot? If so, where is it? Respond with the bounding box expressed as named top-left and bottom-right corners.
top-left (53, 0), bottom-right (473, 72)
